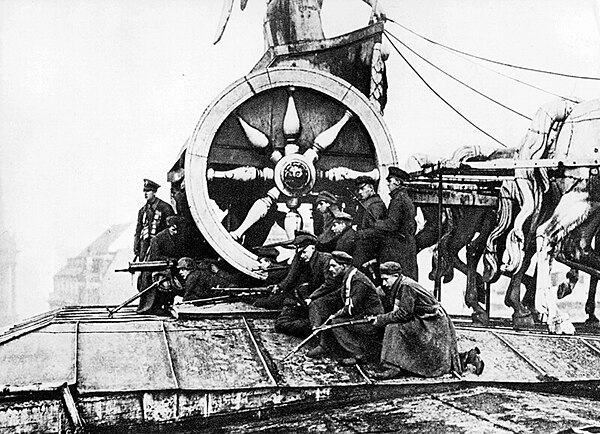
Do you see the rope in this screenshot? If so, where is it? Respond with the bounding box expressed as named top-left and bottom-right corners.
top-left (384, 32), bottom-right (508, 148)
top-left (384, 29), bottom-right (531, 121)
top-left (387, 17), bottom-right (600, 81)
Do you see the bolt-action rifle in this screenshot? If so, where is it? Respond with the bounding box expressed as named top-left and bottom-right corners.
top-left (282, 317), bottom-right (371, 361)
top-left (211, 286), bottom-right (273, 294)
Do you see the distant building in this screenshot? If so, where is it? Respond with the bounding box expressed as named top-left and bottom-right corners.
top-left (0, 231), bottom-right (17, 326)
top-left (50, 222), bottom-right (135, 308)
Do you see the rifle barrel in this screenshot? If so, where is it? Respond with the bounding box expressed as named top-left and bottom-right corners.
top-left (282, 318), bottom-right (370, 361)
top-left (212, 287), bottom-right (271, 293)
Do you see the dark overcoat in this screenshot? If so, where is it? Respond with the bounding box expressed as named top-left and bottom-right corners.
top-left (376, 276), bottom-right (461, 377)
top-left (353, 194), bottom-right (387, 267)
top-left (373, 187), bottom-right (418, 280)
top-left (134, 197), bottom-right (174, 260)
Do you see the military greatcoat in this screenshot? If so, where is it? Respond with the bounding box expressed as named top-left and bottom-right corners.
top-left (375, 276), bottom-right (461, 377)
top-left (353, 194), bottom-right (387, 268)
top-left (372, 187), bottom-right (418, 280)
top-left (134, 197), bottom-right (174, 260)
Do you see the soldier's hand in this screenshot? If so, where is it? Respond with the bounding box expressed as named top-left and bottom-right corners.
top-left (268, 284), bottom-right (279, 294)
top-left (304, 298), bottom-right (312, 306)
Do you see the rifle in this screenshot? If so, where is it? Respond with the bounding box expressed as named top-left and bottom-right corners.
top-left (345, 187), bottom-right (379, 222)
top-left (115, 259), bottom-right (178, 274)
top-left (213, 286), bottom-right (272, 293)
top-left (175, 295), bottom-right (233, 306)
top-left (282, 317), bottom-right (371, 361)
top-left (106, 278), bottom-right (167, 317)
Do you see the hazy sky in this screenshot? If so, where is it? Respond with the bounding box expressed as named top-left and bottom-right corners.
top-left (1, 0), bottom-right (599, 319)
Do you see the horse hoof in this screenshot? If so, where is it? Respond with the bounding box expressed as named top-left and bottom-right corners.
top-left (472, 312), bottom-right (489, 326)
top-left (585, 315), bottom-right (600, 325)
top-left (512, 313), bottom-right (534, 330)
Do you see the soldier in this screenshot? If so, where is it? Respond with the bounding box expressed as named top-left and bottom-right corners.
top-left (314, 190), bottom-right (340, 251)
top-left (372, 166), bottom-right (418, 280)
top-left (329, 210), bottom-right (356, 256)
top-left (369, 262), bottom-right (468, 379)
top-left (307, 251), bottom-right (384, 366)
top-left (252, 247), bottom-right (289, 310)
top-left (352, 176), bottom-right (387, 270)
top-left (273, 232), bottom-right (336, 338)
top-left (134, 179), bottom-right (174, 261)
top-left (178, 257), bottom-right (230, 302)
top-left (137, 216), bottom-right (185, 316)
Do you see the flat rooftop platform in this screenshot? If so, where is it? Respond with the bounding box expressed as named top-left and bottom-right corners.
top-left (1, 303), bottom-right (599, 433)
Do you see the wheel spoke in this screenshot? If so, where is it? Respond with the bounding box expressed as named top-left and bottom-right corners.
top-left (229, 187), bottom-right (280, 241)
top-left (304, 110), bottom-right (352, 164)
top-left (207, 166), bottom-right (274, 181)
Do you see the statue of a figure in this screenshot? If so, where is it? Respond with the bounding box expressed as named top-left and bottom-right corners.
top-left (214, 0), bottom-right (386, 47)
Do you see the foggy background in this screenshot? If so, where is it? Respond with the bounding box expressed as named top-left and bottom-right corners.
top-left (1, 0), bottom-right (600, 321)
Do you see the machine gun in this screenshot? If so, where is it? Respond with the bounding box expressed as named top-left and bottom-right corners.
top-left (115, 259), bottom-right (178, 274)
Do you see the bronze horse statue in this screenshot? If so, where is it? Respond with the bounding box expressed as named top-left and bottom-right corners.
top-left (407, 146), bottom-right (512, 326)
top-left (484, 99), bottom-right (600, 334)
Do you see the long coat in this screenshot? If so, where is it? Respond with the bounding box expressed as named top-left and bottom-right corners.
top-left (329, 267), bottom-right (384, 359)
top-left (375, 276), bottom-right (461, 377)
top-left (372, 187), bottom-right (418, 280)
top-left (353, 194), bottom-right (387, 267)
top-left (134, 197), bottom-right (174, 260)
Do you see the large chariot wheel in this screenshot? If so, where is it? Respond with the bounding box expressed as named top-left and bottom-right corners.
top-left (186, 67), bottom-right (397, 279)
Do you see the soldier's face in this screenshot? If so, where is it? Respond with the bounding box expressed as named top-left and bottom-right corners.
top-left (381, 274), bottom-right (399, 288)
top-left (328, 260), bottom-right (346, 277)
top-left (299, 245), bottom-right (315, 262)
top-left (168, 225), bottom-right (178, 236)
top-left (357, 184), bottom-right (373, 200)
top-left (387, 177), bottom-right (402, 192)
top-left (179, 268), bottom-right (190, 279)
top-left (258, 257), bottom-right (272, 270)
top-left (144, 190), bottom-right (156, 201)
top-left (316, 201), bottom-right (330, 214)
top-left (331, 221), bottom-right (345, 234)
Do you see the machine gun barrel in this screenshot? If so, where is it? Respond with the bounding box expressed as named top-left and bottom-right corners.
top-left (115, 259), bottom-right (178, 274)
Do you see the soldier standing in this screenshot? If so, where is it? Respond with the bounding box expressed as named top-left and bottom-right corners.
top-left (134, 179), bottom-right (175, 261)
top-left (352, 176), bottom-right (387, 270)
top-left (372, 166), bottom-right (418, 280)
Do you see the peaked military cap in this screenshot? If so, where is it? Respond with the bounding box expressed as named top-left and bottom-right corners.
top-left (292, 231), bottom-right (317, 248)
top-left (331, 250), bottom-right (353, 265)
top-left (255, 247), bottom-right (279, 260)
top-left (166, 215), bottom-right (183, 227)
top-left (316, 190), bottom-right (338, 205)
top-left (143, 178), bottom-right (161, 191)
top-left (332, 209), bottom-right (353, 222)
top-left (386, 166), bottom-right (410, 181)
top-left (380, 261), bottom-right (403, 275)
top-left (355, 176), bottom-right (377, 187)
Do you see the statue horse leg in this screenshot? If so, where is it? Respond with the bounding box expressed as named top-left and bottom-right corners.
top-left (586, 275), bottom-right (599, 324)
